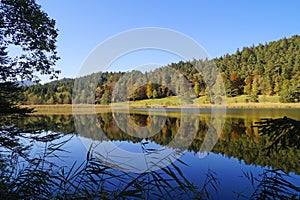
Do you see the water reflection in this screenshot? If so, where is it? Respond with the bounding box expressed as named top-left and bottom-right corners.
top-left (240, 169), bottom-right (300, 199)
top-left (254, 116), bottom-right (300, 152)
top-left (73, 112), bottom-right (300, 175)
top-left (1, 111), bottom-right (300, 199)
top-left (0, 115), bottom-right (71, 199)
top-left (0, 114), bottom-right (217, 199)
top-left (9, 113), bottom-right (300, 174)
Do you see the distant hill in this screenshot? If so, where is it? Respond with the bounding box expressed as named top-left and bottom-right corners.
top-left (24, 35), bottom-right (300, 104)
top-left (47, 78), bottom-right (73, 84)
top-left (17, 80), bottom-right (36, 87)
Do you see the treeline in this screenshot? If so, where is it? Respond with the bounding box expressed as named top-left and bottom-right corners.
top-left (24, 78), bottom-right (74, 104)
top-left (215, 35), bottom-right (300, 102)
top-left (24, 35), bottom-right (300, 104)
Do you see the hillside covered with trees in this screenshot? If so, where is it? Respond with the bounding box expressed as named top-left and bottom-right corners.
top-left (24, 35), bottom-right (300, 104)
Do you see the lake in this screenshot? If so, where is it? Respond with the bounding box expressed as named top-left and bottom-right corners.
top-left (1, 108), bottom-right (300, 199)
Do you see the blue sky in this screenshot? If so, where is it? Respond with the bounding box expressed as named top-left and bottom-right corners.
top-left (36, 0), bottom-right (300, 82)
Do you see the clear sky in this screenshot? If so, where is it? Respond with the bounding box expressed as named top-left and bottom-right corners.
top-left (36, 0), bottom-right (300, 82)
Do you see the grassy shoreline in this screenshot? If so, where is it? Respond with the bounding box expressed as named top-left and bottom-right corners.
top-left (24, 102), bottom-right (300, 115)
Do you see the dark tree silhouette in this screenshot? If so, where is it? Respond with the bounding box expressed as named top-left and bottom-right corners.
top-left (254, 117), bottom-right (300, 152)
top-left (0, 0), bottom-right (60, 82)
top-left (0, 0), bottom-right (59, 114)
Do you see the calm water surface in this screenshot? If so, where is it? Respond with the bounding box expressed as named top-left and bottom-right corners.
top-left (4, 108), bottom-right (300, 199)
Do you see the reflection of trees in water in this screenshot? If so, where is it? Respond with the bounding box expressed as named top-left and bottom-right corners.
top-left (0, 115), bottom-right (218, 199)
top-left (233, 117), bottom-right (300, 199)
top-left (234, 116), bottom-right (300, 199)
top-left (14, 114), bottom-right (76, 133)
top-left (93, 113), bottom-right (300, 175)
top-left (0, 116), bottom-right (71, 198)
top-left (2, 114), bottom-right (300, 198)
top-left (215, 117), bottom-right (300, 175)
top-left (254, 116), bottom-right (300, 152)
top-left (10, 113), bottom-right (300, 175)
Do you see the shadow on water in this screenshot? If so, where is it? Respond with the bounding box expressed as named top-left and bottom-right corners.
top-left (0, 113), bottom-right (300, 199)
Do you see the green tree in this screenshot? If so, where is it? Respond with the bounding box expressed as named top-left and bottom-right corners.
top-left (0, 0), bottom-right (59, 113)
top-left (244, 76), bottom-right (252, 95)
top-left (194, 82), bottom-right (201, 97)
top-left (22, 34), bottom-right (300, 105)
top-left (279, 80), bottom-right (300, 103)
top-left (0, 0), bottom-right (60, 82)
top-left (152, 89), bottom-right (158, 99)
top-left (0, 82), bottom-right (32, 114)
top-left (146, 82), bottom-right (153, 99)
top-left (101, 88), bottom-right (110, 104)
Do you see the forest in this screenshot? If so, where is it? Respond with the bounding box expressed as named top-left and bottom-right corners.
top-left (24, 35), bottom-right (300, 104)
